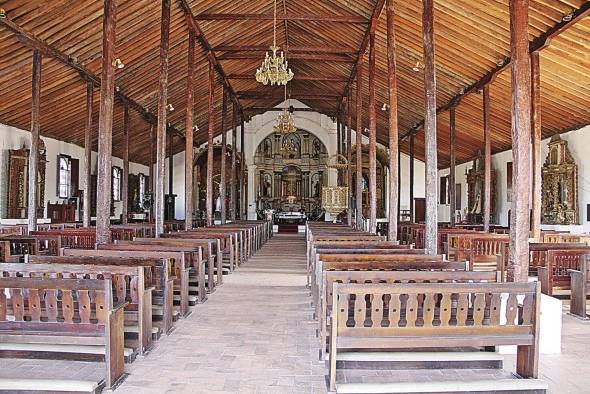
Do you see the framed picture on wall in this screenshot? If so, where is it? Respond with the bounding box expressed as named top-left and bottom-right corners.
top-left (507, 162), bottom-right (513, 202)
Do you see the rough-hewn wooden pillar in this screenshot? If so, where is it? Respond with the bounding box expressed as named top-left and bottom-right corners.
top-left (220, 88), bottom-right (227, 224)
top-left (449, 107), bottom-right (456, 226)
top-left (346, 88), bottom-right (353, 225)
top-left (368, 31), bottom-right (377, 234)
top-left (230, 103), bottom-right (237, 221)
top-left (386, 0), bottom-right (399, 242)
top-left (355, 58), bottom-right (364, 228)
top-left (206, 61), bottom-right (215, 227)
top-left (185, 29), bottom-right (195, 230)
top-left (149, 124), bottom-right (155, 221)
top-left (531, 51), bottom-right (542, 241)
top-left (168, 131), bottom-right (173, 208)
top-left (240, 118), bottom-right (245, 219)
top-left (83, 81), bottom-right (93, 228)
top-left (155, 0), bottom-right (170, 237)
top-left (27, 49), bottom-right (41, 233)
top-left (121, 105), bottom-right (129, 224)
top-left (483, 86), bottom-right (491, 232)
top-left (509, 0), bottom-right (532, 283)
top-left (409, 133), bottom-right (415, 222)
top-left (422, 0), bottom-right (438, 254)
top-left (336, 116), bottom-right (341, 156)
top-left (96, 0), bottom-right (117, 244)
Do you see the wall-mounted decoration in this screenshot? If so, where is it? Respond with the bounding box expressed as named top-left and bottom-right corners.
top-left (6, 143), bottom-right (46, 219)
top-left (541, 135), bottom-right (578, 225)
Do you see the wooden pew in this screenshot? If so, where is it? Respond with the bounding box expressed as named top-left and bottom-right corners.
top-left (31, 229), bottom-right (97, 249)
top-left (64, 248), bottom-right (193, 316)
top-left (318, 270), bottom-right (500, 361)
top-left (569, 256), bottom-right (590, 319)
top-left (538, 248), bottom-right (590, 296)
top-left (164, 231), bottom-right (237, 272)
top-left (1, 262), bottom-right (152, 357)
top-left (528, 242), bottom-right (587, 275)
top-left (0, 277), bottom-right (127, 390)
top-left (467, 235), bottom-right (509, 274)
top-left (0, 234), bottom-right (62, 262)
top-left (328, 282), bottom-right (545, 392)
top-left (130, 237), bottom-right (222, 291)
top-left (98, 243), bottom-right (207, 304)
top-left (27, 254), bottom-right (175, 337)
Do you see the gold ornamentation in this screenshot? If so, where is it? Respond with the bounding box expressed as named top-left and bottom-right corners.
top-left (322, 186), bottom-right (349, 218)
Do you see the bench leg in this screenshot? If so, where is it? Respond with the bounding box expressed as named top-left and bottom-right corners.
top-left (140, 289), bottom-right (153, 353)
top-left (570, 270), bottom-right (587, 319)
top-left (106, 307), bottom-right (126, 390)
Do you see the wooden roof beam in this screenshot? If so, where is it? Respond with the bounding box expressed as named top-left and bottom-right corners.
top-left (226, 74), bottom-right (348, 82)
top-left (212, 45), bottom-right (357, 55)
top-left (0, 15), bottom-right (186, 141)
top-left (177, 0), bottom-right (244, 119)
top-left (237, 92), bottom-right (341, 100)
top-left (400, 0), bottom-right (590, 141)
top-left (193, 13), bottom-right (367, 23)
top-left (217, 52), bottom-right (355, 62)
top-left (340, 0), bottom-right (387, 111)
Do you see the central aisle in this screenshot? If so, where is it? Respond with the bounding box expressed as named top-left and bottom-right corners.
top-left (117, 233), bottom-right (327, 394)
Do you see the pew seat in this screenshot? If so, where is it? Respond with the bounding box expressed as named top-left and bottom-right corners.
top-left (336, 379), bottom-right (548, 394)
top-left (0, 378), bottom-right (101, 394)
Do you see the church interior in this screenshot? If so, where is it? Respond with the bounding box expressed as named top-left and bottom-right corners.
top-left (0, 0), bottom-right (589, 392)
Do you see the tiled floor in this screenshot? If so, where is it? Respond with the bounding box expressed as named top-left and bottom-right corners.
top-left (3, 234), bottom-right (590, 393)
top-left (117, 233), bottom-right (327, 394)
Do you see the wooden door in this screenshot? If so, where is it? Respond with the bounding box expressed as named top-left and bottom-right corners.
top-left (414, 198), bottom-right (426, 223)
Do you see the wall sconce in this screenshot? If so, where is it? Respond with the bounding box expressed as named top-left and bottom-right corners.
top-left (192, 125), bottom-right (199, 132)
top-left (115, 86), bottom-right (120, 92)
top-left (112, 58), bottom-right (125, 69)
top-left (0, 9), bottom-right (6, 18)
top-left (496, 58), bottom-right (505, 67)
top-left (412, 60), bottom-right (424, 72)
top-left (381, 103), bottom-right (390, 111)
top-left (167, 103), bottom-right (175, 112)
top-left (562, 12), bottom-right (574, 22)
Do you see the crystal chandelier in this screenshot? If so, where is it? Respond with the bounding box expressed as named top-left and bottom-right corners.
top-left (255, 0), bottom-right (294, 86)
top-left (274, 86), bottom-right (296, 134)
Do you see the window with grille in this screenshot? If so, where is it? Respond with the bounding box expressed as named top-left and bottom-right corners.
top-left (57, 155), bottom-right (72, 198)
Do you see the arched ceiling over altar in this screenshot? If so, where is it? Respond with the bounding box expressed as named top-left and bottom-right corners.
top-left (0, 0), bottom-right (588, 168)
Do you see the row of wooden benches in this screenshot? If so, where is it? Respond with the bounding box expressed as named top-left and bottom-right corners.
top-left (0, 220), bottom-right (271, 392)
top-left (306, 222), bottom-right (547, 393)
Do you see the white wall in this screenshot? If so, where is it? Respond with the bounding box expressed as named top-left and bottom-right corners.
top-left (438, 124), bottom-right (590, 231)
top-left (0, 123), bottom-right (149, 219)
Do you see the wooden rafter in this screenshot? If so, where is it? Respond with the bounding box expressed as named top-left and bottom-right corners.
top-left (401, 0), bottom-right (590, 141)
top-left (177, 0), bottom-right (244, 120)
top-left (192, 13), bottom-right (367, 23)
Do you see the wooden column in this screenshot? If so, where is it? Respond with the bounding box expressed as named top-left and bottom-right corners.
top-left (508, 0), bottom-right (532, 283)
top-left (220, 88), bottom-right (227, 224)
top-left (355, 58), bottom-right (364, 228)
top-left (185, 29), bottom-right (195, 230)
top-left (346, 88), bottom-right (353, 225)
top-left (368, 30), bottom-right (377, 234)
top-left (149, 124), bottom-right (155, 221)
top-left (409, 133), bottom-right (415, 222)
top-left (422, 0), bottom-right (438, 254)
top-left (336, 116), bottom-right (341, 156)
top-left (531, 51), bottom-right (542, 241)
top-left (241, 119), bottom-right (245, 219)
top-left (483, 86), bottom-right (492, 232)
top-left (27, 49), bottom-right (41, 233)
top-left (121, 105), bottom-right (130, 225)
top-left (96, 0), bottom-right (116, 244)
top-left (386, 0), bottom-right (399, 242)
top-left (168, 132), bottom-right (173, 204)
top-left (206, 61), bottom-right (215, 227)
top-left (449, 107), bottom-right (456, 226)
top-left (155, 0), bottom-right (170, 237)
top-left (83, 81), bottom-right (93, 228)
top-left (230, 103), bottom-right (237, 221)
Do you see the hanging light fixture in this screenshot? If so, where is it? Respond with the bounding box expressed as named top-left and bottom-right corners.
top-left (255, 0), bottom-right (294, 86)
top-left (275, 85), bottom-right (297, 134)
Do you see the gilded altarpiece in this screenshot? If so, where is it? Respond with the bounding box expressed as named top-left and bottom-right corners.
top-left (6, 145), bottom-right (46, 219)
top-left (541, 136), bottom-right (578, 225)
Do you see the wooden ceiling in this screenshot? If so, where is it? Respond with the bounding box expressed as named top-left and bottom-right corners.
top-left (0, 0), bottom-right (588, 167)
